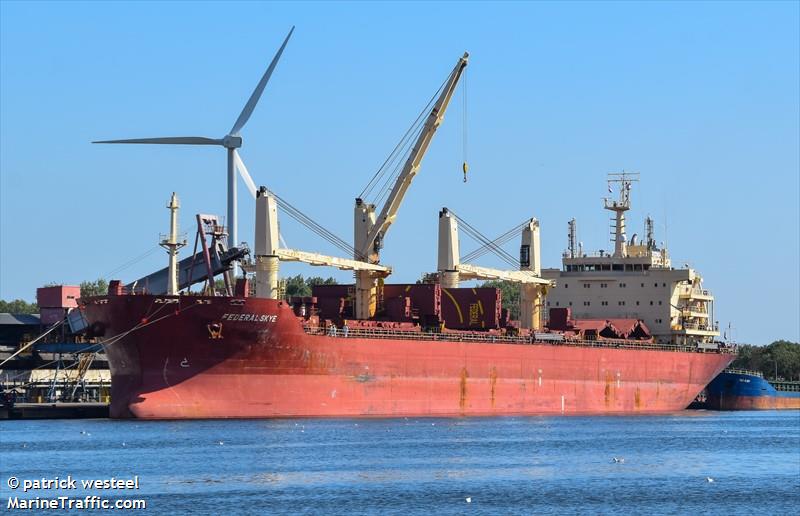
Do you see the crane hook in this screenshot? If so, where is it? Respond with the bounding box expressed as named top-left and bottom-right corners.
top-left (462, 161), bottom-right (469, 183)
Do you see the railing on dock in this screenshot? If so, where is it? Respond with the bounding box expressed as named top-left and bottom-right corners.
top-left (302, 326), bottom-right (736, 355)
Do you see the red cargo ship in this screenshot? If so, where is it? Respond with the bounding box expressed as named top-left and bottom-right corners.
top-left (81, 292), bottom-right (734, 419)
top-left (85, 41), bottom-right (734, 420)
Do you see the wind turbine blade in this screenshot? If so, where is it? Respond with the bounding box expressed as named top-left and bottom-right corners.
top-left (92, 137), bottom-right (224, 145)
top-left (233, 149), bottom-right (258, 199)
top-left (229, 26), bottom-right (295, 136)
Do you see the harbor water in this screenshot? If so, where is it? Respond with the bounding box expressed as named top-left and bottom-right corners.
top-left (2, 411), bottom-right (798, 515)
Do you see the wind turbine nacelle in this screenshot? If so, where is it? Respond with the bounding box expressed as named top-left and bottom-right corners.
top-left (222, 135), bottom-right (243, 149)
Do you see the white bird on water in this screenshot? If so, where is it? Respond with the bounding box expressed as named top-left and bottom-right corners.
top-left (706, 477), bottom-right (714, 483)
top-left (218, 441), bottom-right (224, 446)
top-left (465, 497), bottom-right (472, 503)
top-left (612, 457), bottom-right (625, 464)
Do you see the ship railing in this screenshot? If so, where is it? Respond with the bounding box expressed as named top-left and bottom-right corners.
top-left (679, 287), bottom-right (713, 297)
top-left (680, 322), bottom-right (715, 331)
top-left (302, 326), bottom-right (736, 354)
top-left (723, 368), bottom-right (764, 378)
top-left (772, 381), bottom-right (800, 392)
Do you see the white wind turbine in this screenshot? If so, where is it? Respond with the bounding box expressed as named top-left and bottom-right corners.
top-left (94, 27), bottom-right (294, 261)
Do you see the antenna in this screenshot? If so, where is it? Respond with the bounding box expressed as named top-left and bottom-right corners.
top-left (645, 216), bottom-right (655, 250)
top-left (567, 218), bottom-right (577, 258)
top-left (603, 171), bottom-right (639, 258)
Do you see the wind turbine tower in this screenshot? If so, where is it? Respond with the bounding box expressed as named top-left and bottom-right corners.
top-left (94, 27), bottom-right (295, 270)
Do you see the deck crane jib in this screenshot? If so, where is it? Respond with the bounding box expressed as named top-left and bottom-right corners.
top-left (353, 52), bottom-right (469, 319)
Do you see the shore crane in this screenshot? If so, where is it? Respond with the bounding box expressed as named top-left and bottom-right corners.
top-left (353, 52), bottom-right (469, 319)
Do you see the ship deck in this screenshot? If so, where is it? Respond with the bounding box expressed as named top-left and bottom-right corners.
top-left (302, 325), bottom-right (736, 355)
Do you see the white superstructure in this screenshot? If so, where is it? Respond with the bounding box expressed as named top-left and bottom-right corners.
top-left (542, 173), bottom-right (719, 345)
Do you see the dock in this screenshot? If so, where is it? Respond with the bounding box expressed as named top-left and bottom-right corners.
top-left (1, 402), bottom-right (108, 420)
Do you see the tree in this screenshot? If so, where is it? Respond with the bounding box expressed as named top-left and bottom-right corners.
top-left (730, 340), bottom-right (800, 381)
top-left (479, 280), bottom-right (520, 320)
top-left (284, 275), bottom-right (338, 298)
top-left (80, 279), bottom-right (108, 298)
top-left (0, 299), bottom-right (38, 314)
top-left (284, 275), bottom-right (310, 298)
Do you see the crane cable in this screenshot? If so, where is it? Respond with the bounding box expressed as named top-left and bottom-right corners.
top-left (359, 90), bottom-right (438, 203)
top-left (452, 212), bottom-right (519, 269)
top-left (462, 220), bottom-right (527, 263)
top-left (269, 190), bottom-right (360, 259)
top-left (358, 70), bottom-right (452, 204)
top-left (462, 66), bottom-right (468, 183)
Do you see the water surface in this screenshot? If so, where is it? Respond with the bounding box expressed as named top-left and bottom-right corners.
top-left (2, 411), bottom-right (798, 514)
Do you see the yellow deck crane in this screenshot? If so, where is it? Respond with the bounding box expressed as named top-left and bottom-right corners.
top-left (437, 208), bottom-right (553, 330)
top-left (353, 52), bottom-right (469, 319)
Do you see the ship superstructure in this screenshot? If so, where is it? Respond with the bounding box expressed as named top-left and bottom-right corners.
top-left (542, 173), bottom-right (719, 345)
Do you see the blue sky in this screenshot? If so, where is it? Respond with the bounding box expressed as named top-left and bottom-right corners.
top-left (1, 1), bottom-right (798, 344)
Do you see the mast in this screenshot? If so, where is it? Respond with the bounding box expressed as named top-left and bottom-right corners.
top-left (353, 52), bottom-right (469, 319)
top-left (160, 192), bottom-right (186, 295)
top-left (437, 208), bottom-right (460, 289)
top-left (603, 172), bottom-right (639, 258)
top-left (567, 218), bottom-right (577, 259)
top-left (519, 218), bottom-right (545, 330)
top-left (254, 187), bottom-right (280, 299)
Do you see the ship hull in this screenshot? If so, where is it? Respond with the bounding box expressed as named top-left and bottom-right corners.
top-left (704, 371), bottom-right (800, 410)
top-left (82, 295), bottom-right (734, 419)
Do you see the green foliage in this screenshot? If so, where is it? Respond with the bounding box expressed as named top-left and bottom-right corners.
top-left (480, 280), bottom-right (520, 319)
top-left (731, 340), bottom-right (800, 381)
top-left (283, 275), bottom-right (337, 298)
top-left (0, 299), bottom-right (38, 314)
top-left (80, 278), bottom-right (108, 298)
